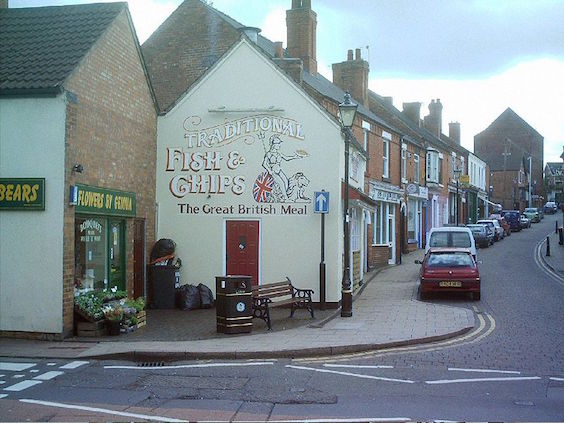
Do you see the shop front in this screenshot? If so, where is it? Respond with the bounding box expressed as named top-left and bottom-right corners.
top-left (369, 181), bottom-right (403, 266)
top-left (72, 184), bottom-right (136, 294)
top-left (406, 184), bottom-right (427, 249)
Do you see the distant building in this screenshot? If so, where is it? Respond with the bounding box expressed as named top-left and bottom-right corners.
top-left (474, 108), bottom-right (544, 211)
top-left (544, 148), bottom-right (564, 204)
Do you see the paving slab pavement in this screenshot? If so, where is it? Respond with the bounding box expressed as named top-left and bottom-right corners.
top-left (0, 249), bottom-right (476, 361)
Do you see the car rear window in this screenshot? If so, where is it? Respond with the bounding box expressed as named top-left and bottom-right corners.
top-left (427, 252), bottom-right (473, 267)
top-left (468, 226), bottom-right (483, 233)
top-left (429, 232), bottom-right (472, 248)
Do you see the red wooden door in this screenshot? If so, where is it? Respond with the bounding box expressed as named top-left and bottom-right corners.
top-left (226, 220), bottom-right (259, 285)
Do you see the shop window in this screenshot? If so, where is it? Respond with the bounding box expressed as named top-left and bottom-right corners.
top-left (75, 217), bottom-right (125, 293)
top-left (373, 203), bottom-right (383, 244)
top-left (408, 199), bottom-right (416, 240)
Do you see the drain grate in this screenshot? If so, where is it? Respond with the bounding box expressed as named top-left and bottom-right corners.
top-left (137, 361), bottom-right (166, 367)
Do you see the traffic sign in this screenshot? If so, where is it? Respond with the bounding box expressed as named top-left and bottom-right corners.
top-left (314, 191), bottom-right (329, 213)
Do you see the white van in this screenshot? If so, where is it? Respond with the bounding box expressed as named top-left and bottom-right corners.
top-left (425, 226), bottom-right (477, 258)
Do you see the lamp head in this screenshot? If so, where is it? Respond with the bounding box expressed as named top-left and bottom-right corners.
top-left (338, 91), bottom-right (358, 129)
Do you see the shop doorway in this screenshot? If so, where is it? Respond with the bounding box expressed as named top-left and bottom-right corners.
top-left (133, 219), bottom-right (146, 298)
top-left (226, 220), bottom-right (259, 285)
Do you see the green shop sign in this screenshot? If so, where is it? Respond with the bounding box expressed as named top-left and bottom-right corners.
top-left (74, 184), bottom-right (136, 217)
top-left (0, 178), bottom-right (45, 211)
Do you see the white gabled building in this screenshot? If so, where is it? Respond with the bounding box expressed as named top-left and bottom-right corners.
top-left (156, 36), bottom-right (366, 305)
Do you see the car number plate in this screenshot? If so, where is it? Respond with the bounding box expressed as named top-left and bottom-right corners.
top-left (439, 281), bottom-right (462, 287)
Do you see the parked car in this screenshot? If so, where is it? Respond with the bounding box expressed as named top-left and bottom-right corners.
top-left (523, 207), bottom-right (540, 223)
top-left (425, 226), bottom-right (477, 259)
top-left (537, 206), bottom-right (544, 220)
top-left (489, 214), bottom-right (511, 237)
top-left (520, 215), bottom-right (531, 229)
top-left (467, 224), bottom-right (493, 248)
top-left (501, 210), bottom-right (521, 232)
top-left (544, 201), bottom-right (558, 214)
top-left (415, 247), bottom-right (481, 301)
top-left (476, 219), bottom-right (504, 241)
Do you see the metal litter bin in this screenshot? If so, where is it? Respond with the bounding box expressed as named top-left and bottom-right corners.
top-left (150, 265), bottom-right (180, 309)
top-left (215, 275), bottom-right (253, 334)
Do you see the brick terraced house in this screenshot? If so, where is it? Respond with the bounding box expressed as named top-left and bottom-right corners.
top-left (0, 3), bottom-right (157, 338)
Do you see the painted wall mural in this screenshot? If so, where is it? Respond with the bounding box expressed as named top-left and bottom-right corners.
top-left (166, 114), bottom-right (312, 215)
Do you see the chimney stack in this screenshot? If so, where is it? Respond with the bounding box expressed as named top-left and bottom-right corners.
top-left (274, 41), bottom-right (284, 59)
top-left (402, 102), bottom-right (421, 126)
top-left (423, 99), bottom-right (443, 138)
top-left (286, 0), bottom-right (317, 74)
top-left (332, 48), bottom-right (369, 107)
top-left (449, 122), bottom-right (461, 144)
top-left (0, 0), bottom-right (8, 8)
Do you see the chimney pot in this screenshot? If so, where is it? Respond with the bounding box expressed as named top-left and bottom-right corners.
top-left (347, 49), bottom-right (353, 61)
top-left (355, 48), bottom-right (361, 60)
top-left (402, 102), bottom-right (421, 125)
top-left (239, 26), bottom-right (261, 44)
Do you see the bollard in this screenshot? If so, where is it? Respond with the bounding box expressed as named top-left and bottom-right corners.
top-left (557, 220), bottom-right (559, 234)
top-left (546, 236), bottom-right (550, 256)
top-left (559, 227), bottom-right (563, 245)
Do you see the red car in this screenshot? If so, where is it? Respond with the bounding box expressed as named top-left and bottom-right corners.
top-left (416, 248), bottom-right (481, 301)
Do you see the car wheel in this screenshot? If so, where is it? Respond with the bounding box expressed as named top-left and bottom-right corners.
top-left (472, 292), bottom-right (481, 301)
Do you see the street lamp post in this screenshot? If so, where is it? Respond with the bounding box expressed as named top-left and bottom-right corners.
top-left (454, 167), bottom-right (462, 226)
top-left (338, 91), bottom-right (358, 318)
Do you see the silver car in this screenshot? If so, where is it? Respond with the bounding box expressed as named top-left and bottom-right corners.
top-left (477, 219), bottom-right (504, 241)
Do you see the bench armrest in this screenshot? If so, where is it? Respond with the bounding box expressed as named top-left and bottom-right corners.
top-left (293, 287), bottom-right (314, 300)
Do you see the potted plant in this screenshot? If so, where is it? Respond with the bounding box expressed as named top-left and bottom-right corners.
top-left (103, 304), bottom-right (123, 336)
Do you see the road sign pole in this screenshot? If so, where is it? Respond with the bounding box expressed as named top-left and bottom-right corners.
top-left (320, 212), bottom-right (326, 309)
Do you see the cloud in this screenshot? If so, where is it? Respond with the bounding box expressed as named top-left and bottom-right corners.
top-left (370, 58), bottom-right (564, 163)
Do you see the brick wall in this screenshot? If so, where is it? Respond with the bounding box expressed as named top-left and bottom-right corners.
top-left (63, 9), bottom-right (157, 336)
top-left (142, 0), bottom-right (240, 112)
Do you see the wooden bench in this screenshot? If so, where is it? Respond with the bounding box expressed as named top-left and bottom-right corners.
top-left (252, 277), bottom-right (314, 330)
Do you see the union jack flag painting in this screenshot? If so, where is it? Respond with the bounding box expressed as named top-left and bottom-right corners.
top-left (253, 172), bottom-right (274, 202)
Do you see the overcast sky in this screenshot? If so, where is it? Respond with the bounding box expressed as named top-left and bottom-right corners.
top-left (12, 0), bottom-right (564, 164)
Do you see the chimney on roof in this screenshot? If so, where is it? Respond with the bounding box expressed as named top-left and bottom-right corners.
top-left (382, 96), bottom-right (393, 105)
top-left (0, 0), bottom-right (8, 8)
top-left (423, 99), bottom-right (443, 137)
top-left (449, 122), bottom-right (461, 144)
top-left (332, 48), bottom-right (369, 107)
top-left (402, 102), bottom-right (421, 126)
top-left (286, 0), bottom-right (317, 74)
top-left (274, 41), bottom-right (284, 58)
top-left (239, 26), bottom-right (261, 44)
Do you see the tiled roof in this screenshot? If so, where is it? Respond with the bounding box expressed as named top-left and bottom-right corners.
top-left (0, 2), bottom-right (125, 95)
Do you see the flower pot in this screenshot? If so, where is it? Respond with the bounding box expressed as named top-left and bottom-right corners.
top-left (107, 320), bottom-right (121, 336)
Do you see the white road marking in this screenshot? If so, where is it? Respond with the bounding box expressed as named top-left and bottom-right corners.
top-left (12, 374), bottom-right (25, 379)
top-left (104, 361), bottom-right (275, 370)
top-left (0, 381), bottom-right (5, 384)
top-left (426, 376), bottom-right (541, 385)
top-left (550, 377), bottom-right (564, 382)
top-left (448, 367), bottom-right (521, 374)
top-left (0, 394), bottom-right (8, 399)
top-left (46, 363), bottom-right (57, 366)
top-left (20, 399), bottom-right (189, 422)
top-left (29, 370), bottom-right (39, 373)
top-left (324, 364), bottom-right (394, 369)
top-left (33, 371), bottom-right (64, 381)
top-left (3, 380), bottom-right (42, 391)
top-left (59, 361), bottom-right (89, 370)
top-left (263, 419), bottom-right (410, 423)
top-left (0, 363), bottom-right (36, 372)
top-left (287, 365), bottom-right (415, 384)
